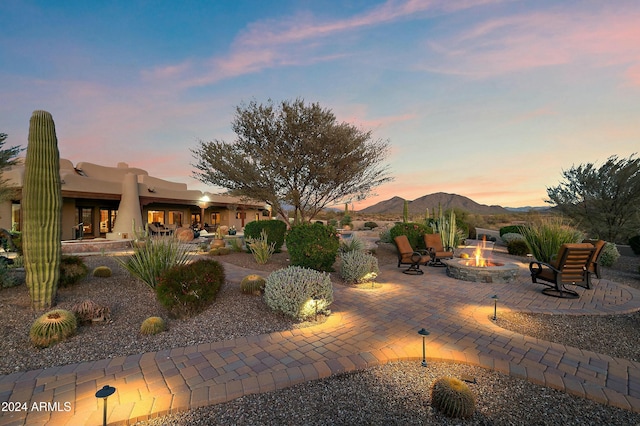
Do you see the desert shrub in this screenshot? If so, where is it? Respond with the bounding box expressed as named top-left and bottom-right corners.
top-left (140, 316), bottom-right (166, 335)
top-left (228, 237), bottom-right (244, 252)
top-left (340, 250), bottom-right (379, 284)
top-left (468, 227), bottom-right (477, 239)
top-left (339, 235), bottom-right (364, 254)
top-left (243, 220), bottom-right (287, 252)
top-left (499, 225), bottom-right (522, 236)
top-left (519, 218), bottom-right (584, 263)
top-left (378, 228), bottom-right (393, 244)
top-left (208, 247), bottom-right (231, 256)
top-left (58, 255), bottom-right (88, 287)
top-left (430, 377), bottom-right (476, 419)
top-left (11, 255), bottom-right (24, 268)
top-left (71, 299), bottom-right (110, 323)
top-left (389, 222), bottom-right (430, 250)
top-left (156, 259), bottom-right (224, 318)
top-left (240, 274), bottom-right (266, 295)
top-left (599, 242), bottom-right (620, 267)
top-left (340, 214), bottom-right (352, 228)
top-left (629, 235), bottom-right (640, 255)
top-left (29, 309), bottom-right (77, 348)
top-left (247, 229), bottom-right (275, 264)
top-left (364, 221), bottom-right (378, 229)
top-left (116, 236), bottom-right (190, 289)
top-left (92, 266), bottom-right (112, 278)
top-left (286, 223), bottom-right (340, 272)
top-left (501, 232), bottom-right (524, 244)
top-left (507, 239), bottom-right (530, 256)
top-left (0, 264), bottom-right (17, 288)
top-left (264, 266), bottom-right (333, 320)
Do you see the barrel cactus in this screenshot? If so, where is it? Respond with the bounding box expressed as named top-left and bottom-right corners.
top-left (29, 309), bottom-right (77, 348)
top-left (23, 110), bottom-right (62, 310)
top-left (140, 316), bottom-right (166, 335)
top-left (240, 274), bottom-right (266, 295)
top-left (430, 376), bottom-right (476, 419)
top-left (92, 266), bottom-right (112, 278)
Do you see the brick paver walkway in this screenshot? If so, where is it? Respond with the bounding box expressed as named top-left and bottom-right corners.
top-left (1, 254), bottom-right (639, 425)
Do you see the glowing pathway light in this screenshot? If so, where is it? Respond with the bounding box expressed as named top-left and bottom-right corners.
top-left (95, 385), bottom-right (116, 426)
top-left (418, 328), bottom-right (430, 367)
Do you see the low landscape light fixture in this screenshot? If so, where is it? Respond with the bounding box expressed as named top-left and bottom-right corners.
top-left (418, 328), bottom-right (430, 367)
top-left (95, 385), bottom-right (116, 426)
top-left (312, 295), bottom-right (322, 321)
top-left (491, 295), bottom-right (499, 321)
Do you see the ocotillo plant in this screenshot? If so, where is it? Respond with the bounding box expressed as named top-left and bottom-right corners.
top-left (23, 110), bottom-right (62, 310)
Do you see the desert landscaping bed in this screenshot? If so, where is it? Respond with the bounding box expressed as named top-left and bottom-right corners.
top-left (1, 244), bottom-right (639, 424)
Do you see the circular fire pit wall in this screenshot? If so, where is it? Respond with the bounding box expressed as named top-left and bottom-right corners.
top-left (443, 259), bottom-right (520, 283)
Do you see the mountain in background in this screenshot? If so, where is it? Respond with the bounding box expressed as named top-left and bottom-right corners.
top-left (360, 192), bottom-right (512, 215)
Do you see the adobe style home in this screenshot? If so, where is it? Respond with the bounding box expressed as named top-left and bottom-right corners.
top-left (0, 159), bottom-right (270, 240)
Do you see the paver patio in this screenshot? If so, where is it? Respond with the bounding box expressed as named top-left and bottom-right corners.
top-left (1, 253), bottom-right (639, 425)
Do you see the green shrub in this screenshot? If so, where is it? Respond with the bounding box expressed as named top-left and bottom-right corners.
top-left (518, 218), bottom-right (584, 263)
top-left (599, 242), bottom-right (620, 267)
top-left (59, 255), bottom-right (88, 287)
top-left (389, 222), bottom-right (430, 250)
top-left (243, 220), bottom-right (287, 253)
top-left (247, 229), bottom-right (275, 264)
top-left (340, 214), bottom-right (352, 228)
top-left (156, 259), bottom-right (225, 318)
top-left (499, 225), bottom-right (522, 236)
top-left (430, 376), bottom-right (476, 419)
top-left (228, 237), bottom-right (244, 252)
top-left (29, 309), bottom-right (77, 348)
top-left (507, 239), bottom-right (530, 256)
top-left (286, 223), bottom-right (340, 272)
top-left (339, 235), bottom-right (365, 254)
top-left (208, 247), bottom-right (230, 256)
top-left (92, 266), bottom-right (112, 278)
top-left (116, 236), bottom-right (190, 289)
top-left (140, 316), bottom-right (166, 335)
top-left (378, 228), bottom-right (392, 244)
top-left (501, 232), bottom-right (524, 244)
top-left (0, 264), bottom-right (17, 288)
top-left (340, 251), bottom-right (379, 284)
top-left (364, 221), bottom-right (378, 229)
top-left (628, 235), bottom-right (640, 255)
top-left (240, 274), bottom-right (266, 295)
top-left (264, 266), bottom-right (333, 320)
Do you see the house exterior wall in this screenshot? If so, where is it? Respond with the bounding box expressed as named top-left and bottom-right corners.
top-left (0, 159), bottom-right (269, 240)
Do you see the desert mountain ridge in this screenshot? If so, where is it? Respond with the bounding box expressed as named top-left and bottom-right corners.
top-left (359, 192), bottom-right (545, 215)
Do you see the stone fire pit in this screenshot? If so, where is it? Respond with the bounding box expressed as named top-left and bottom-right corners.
top-left (443, 258), bottom-right (520, 283)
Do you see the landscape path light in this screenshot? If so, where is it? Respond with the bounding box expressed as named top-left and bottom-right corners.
top-left (95, 384), bottom-right (116, 426)
top-left (491, 294), bottom-right (499, 321)
top-left (418, 328), bottom-right (430, 367)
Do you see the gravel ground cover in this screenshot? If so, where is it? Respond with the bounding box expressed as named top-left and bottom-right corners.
top-left (1, 242), bottom-right (639, 425)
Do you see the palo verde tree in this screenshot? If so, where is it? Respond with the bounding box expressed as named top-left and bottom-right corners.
top-left (546, 154), bottom-right (640, 243)
top-left (0, 133), bottom-right (23, 203)
top-left (192, 99), bottom-right (393, 224)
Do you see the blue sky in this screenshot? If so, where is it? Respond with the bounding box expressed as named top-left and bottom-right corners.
top-left (1, 0), bottom-right (639, 209)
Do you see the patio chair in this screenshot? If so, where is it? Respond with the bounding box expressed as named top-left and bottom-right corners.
top-left (529, 243), bottom-right (596, 299)
top-left (583, 239), bottom-right (606, 284)
top-left (423, 233), bottom-right (454, 267)
top-left (393, 235), bottom-right (430, 275)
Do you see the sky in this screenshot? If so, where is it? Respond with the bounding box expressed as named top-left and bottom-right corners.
top-left (1, 0), bottom-right (639, 210)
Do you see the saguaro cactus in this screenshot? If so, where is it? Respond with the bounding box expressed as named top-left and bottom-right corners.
top-left (23, 110), bottom-right (62, 310)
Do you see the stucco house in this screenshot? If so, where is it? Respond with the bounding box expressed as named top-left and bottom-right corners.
top-left (0, 159), bottom-right (270, 240)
